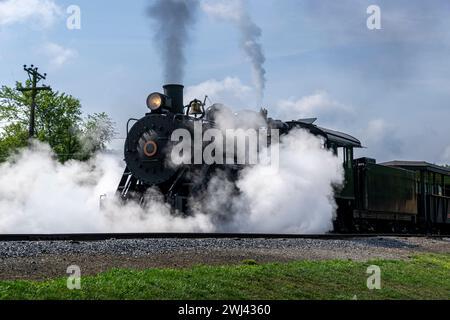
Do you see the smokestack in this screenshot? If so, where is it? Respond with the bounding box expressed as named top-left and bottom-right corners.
top-left (164, 84), bottom-right (184, 114)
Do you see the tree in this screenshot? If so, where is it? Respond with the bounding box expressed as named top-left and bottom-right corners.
top-left (0, 81), bottom-right (115, 162)
top-left (78, 112), bottom-right (116, 160)
top-left (0, 123), bottom-right (28, 162)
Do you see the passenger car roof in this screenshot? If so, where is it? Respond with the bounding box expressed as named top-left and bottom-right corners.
top-left (381, 161), bottom-right (450, 175)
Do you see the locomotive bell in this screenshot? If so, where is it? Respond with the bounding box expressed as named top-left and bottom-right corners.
top-left (189, 99), bottom-right (203, 115)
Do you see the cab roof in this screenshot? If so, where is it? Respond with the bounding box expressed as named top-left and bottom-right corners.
top-left (287, 118), bottom-right (362, 148)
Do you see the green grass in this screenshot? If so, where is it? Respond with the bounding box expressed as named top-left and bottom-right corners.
top-left (0, 254), bottom-right (449, 300)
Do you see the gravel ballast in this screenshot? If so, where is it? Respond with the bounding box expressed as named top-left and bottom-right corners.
top-left (0, 237), bottom-right (449, 280)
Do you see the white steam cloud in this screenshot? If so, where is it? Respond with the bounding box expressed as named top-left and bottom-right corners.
top-left (0, 130), bottom-right (342, 234)
top-left (147, 0), bottom-right (199, 84)
top-left (237, 130), bottom-right (343, 233)
top-left (202, 0), bottom-right (266, 104)
top-left (192, 129), bottom-right (344, 233)
top-left (0, 142), bottom-right (213, 233)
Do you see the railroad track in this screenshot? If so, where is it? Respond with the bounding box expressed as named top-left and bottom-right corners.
top-left (0, 233), bottom-right (447, 242)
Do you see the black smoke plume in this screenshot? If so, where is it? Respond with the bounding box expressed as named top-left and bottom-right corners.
top-left (147, 0), bottom-right (199, 84)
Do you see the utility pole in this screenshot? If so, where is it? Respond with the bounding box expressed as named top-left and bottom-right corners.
top-left (17, 65), bottom-right (52, 139)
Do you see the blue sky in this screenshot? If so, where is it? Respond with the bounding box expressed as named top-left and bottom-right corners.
top-left (1, 0), bottom-right (449, 163)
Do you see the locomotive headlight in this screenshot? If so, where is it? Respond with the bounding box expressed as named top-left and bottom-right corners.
top-left (147, 93), bottom-right (163, 111)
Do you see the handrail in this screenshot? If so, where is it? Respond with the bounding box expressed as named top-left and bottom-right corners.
top-left (125, 118), bottom-right (139, 152)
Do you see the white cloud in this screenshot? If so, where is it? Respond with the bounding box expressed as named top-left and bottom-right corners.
top-left (0, 0), bottom-right (62, 28)
top-left (365, 119), bottom-right (387, 143)
top-left (442, 146), bottom-right (450, 163)
top-left (276, 91), bottom-right (353, 121)
top-left (360, 118), bottom-right (403, 161)
top-left (185, 77), bottom-right (253, 109)
top-left (41, 42), bottom-right (77, 67)
top-left (201, 0), bottom-right (242, 22)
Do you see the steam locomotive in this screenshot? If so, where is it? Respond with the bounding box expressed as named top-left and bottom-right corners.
top-left (116, 84), bottom-right (450, 233)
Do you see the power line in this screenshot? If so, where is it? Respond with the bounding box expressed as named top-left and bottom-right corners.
top-left (16, 65), bottom-right (52, 139)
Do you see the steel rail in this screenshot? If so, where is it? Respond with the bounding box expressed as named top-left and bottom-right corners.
top-left (0, 233), bottom-right (447, 242)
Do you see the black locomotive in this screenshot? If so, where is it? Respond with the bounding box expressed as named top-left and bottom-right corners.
top-left (117, 84), bottom-right (450, 233)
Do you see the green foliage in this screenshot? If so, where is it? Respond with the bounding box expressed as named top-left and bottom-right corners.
top-left (78, 112), bottom-right (116, 161)
top-left (0, 254), bottom-right (448, 300)
top-left (241, 259), bottom-right (258, 265)
top-left (0, 123), bottom-right (28, 162)
top-left (0, 82), bottom-right (115, 162)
